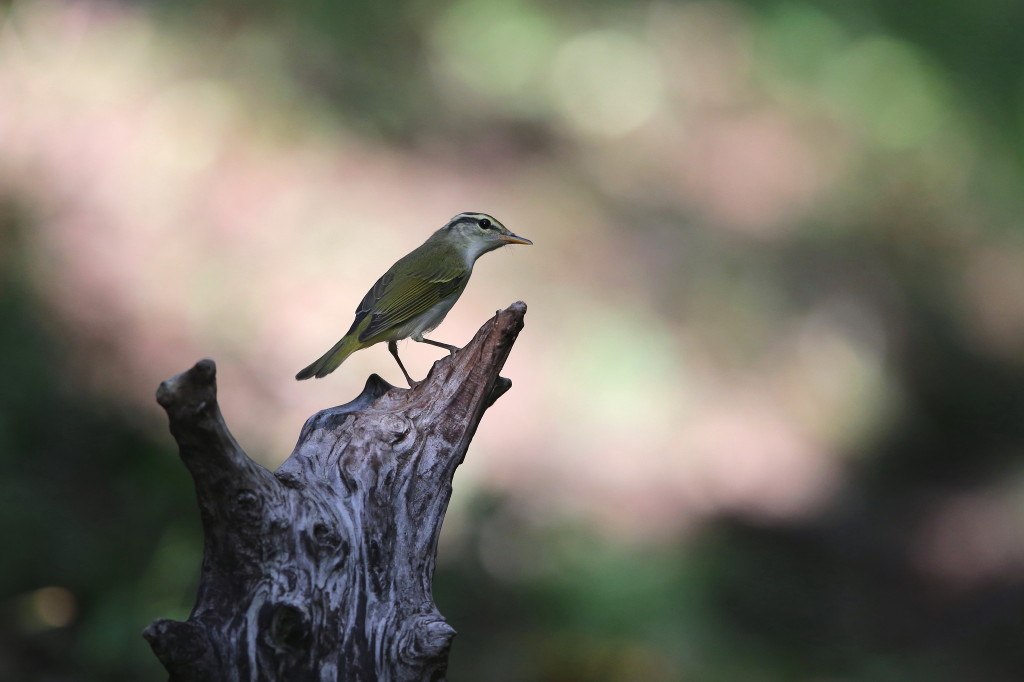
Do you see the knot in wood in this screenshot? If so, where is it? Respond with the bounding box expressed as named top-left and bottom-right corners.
top-left (378, 413), bottom-right (412, 446)
top-left (262, 601), bottom-right (311, 654)
top-left (400, 616), bottom-right (456, 665)
top-left (303, 521), bottom-right (347, 562)
top-left (231, 489), bottom-right (262, 525)
top-left (312, 521), bottom-right (338, 547)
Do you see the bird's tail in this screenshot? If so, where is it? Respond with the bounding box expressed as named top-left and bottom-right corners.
top-left (295, 335), bottom-right (361, 380)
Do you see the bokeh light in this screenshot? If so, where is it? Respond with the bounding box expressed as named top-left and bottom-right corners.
top-left (3, 0), bottom-right (1024, 679)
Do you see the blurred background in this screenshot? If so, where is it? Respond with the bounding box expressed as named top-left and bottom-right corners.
top-left (1, 0), bottom-right (1023, 679)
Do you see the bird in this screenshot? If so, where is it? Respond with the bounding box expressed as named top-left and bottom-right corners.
top-left (296, 212), bottom-right (532, 387)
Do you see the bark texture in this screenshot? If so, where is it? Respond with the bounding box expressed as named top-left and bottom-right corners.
top-left (143, 302), bottom-right (527, 682)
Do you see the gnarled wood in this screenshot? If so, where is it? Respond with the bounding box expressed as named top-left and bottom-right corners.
top-left (144, 302), bottom-right (527, 682)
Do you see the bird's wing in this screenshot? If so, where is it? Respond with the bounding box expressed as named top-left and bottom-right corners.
top-left (356, 259), bottom-right (466, 342)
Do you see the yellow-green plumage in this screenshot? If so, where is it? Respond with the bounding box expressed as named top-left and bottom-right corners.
top-left (296, 212), bottom-right (531, 385)
top-left (295, 330), bottom-right (363, 380)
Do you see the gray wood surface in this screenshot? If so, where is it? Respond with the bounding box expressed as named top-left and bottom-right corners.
top-left (144, 302), bottom-right (527, 681)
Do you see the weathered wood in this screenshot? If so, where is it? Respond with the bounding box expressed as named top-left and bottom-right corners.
top-left (144, 302), bottom-right (527, 682)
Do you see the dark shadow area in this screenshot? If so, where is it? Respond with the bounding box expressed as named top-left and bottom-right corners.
top-left (0, 202), bottom-right (197, 681)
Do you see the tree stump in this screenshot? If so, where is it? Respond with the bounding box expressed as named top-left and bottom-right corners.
top-left (143, 302), bottom-right (527, 682)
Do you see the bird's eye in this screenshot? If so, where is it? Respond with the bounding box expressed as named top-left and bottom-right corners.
top-left (479, 218), bottom-right (492, 229)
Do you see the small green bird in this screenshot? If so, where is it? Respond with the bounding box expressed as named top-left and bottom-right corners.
top-left (296, 212), bottom-right (532, 386)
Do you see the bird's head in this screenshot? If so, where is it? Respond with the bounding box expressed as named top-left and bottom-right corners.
top-left (441, 212), bottom-right (532, 260)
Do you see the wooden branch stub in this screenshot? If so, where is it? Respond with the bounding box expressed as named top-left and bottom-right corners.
top-left (145, 302), bottom-right (527, 682)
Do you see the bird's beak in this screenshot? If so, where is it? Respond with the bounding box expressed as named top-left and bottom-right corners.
top-left (501, 232), bottom-right (533, 245)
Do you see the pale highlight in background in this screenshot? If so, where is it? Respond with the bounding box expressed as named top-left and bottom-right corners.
top-left (2, 0), bottom-right (1023, 583)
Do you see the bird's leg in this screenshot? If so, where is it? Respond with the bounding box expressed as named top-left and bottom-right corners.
top-left (419, 337), bottom-right (460, 355)
top-left (388, 340), bottom-right (419, 388)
